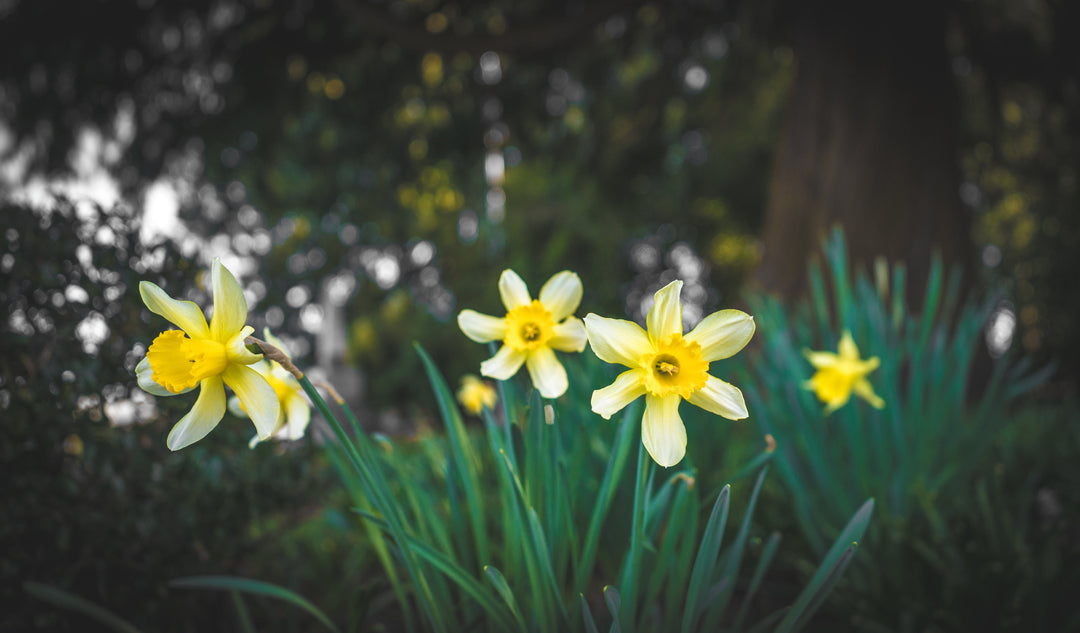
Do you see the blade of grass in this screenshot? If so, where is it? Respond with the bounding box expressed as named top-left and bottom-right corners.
top-left (680, 485), bottom-right (731, 633)
top-left (581, 594), bottom-right (601, 633)
top-left (483, 565), bottom-right (528, 633)
top-left (169, 576), bottom-right (341, 633)
top-left (23, 582), bottom-right (146, 633)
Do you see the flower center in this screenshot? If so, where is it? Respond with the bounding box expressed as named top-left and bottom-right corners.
top-left (147, 329), bottom-right (228, 394)
top-left (641, 334), bottom-right (709, 398)
top-left (504, 300), bottom-right (555, 351)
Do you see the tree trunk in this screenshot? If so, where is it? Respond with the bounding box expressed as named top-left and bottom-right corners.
top-left (757, 0), bottom-right (974, 306)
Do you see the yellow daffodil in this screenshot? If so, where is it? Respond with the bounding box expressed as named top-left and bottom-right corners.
top-left (135, 259), bottom-right (279, 451)
top-left (227, 329), bottom-right (311, 447)
top-left (584, 280), bottom-right (755, 467)
top-left (804, 330), bottom-right (885, 414)
top-left (457, 374), bottom-right (497, 415)
top-left (457, 269), bottom-right (587, 399)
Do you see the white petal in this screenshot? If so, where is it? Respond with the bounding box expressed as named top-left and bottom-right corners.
top-left (591, 369), bottom-right (646, 419)
top-left (480, 345), bottom-right (527, 380)
top-left (227, 395), bottom-right (246, 418)
top-left (538, 271), bottom-right (583, 321)
top-left (167, 376), bottom-right (226, 451)
top-left (646, 280), bottom-right (683, 342)
top-left (223, 364), bottom-right (281, 440)
top-left (685, 310), bottom-right (755, 362)
top-left (525, 346), bottom-right (568, 398)
top-left (225, 326), bottom-right (262, 365)
top-left (853, 378), bottom-right (885, 409)
top-left (804, 349), bottom-right (840, 369)
top-left (458, 310), bottom-right (508, 343)
top-left (498, 269), bottom-right (532, 311)
top-left (139, 281), bottom-right (210, 339)
top-left (549, 317), bottom-right (587, 352)
top-left (583, 313), bottom-right (653, 367)
top-left (136, 356), bottom-right (191, 396)
top-left (210, 259), bottom-right (249, 342)
top-left (642, 394), bottom-right (687, 468)
top-left (281, 394), bottom-right (312, 440)
top-left (686, 375), bottom-right (749, 420)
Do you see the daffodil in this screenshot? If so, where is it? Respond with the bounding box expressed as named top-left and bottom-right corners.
top-left (227, 329), bottom-right (311, 447)
top-left (457, 270), bottom-right (587, 399)
top-left (584, 280), bottom-right (755, 467)
top-left (804, 330), bottom-right (884, 414)
top-left (457, 374), bottom-right (497, 415)
top-left (135, 259), bottom-right (279, 451)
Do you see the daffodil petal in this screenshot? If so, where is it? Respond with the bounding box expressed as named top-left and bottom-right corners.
top-left (853, 378), bottom-right (885, 409)
top-left (226, 326), bottom-right (262, 365)
top-left (139, 281), bottom-right (210, 339)
top-left (282, 394), bottom-right (312, 440)
top-left (210, 259), bottom-right (249, 342)
top-left (859, 356), bottom-right (881, 374)
top-left (223, 364), bottom-right (280, 440)
top-left (498, 269), bottom-right (532, 311)
top-left (458, 310), bottom-right (508, 343)
top-left (549, 317), bottom-right (587, 352)
top-left (838, 331), bottom-right (859, 361)
top-left (591, 369), bottom-right (646, 419)
top-left (136, 356), bottom-right (190, 396)
top-left (686, 375), bottom-right (749, 420)
top-left (524, 346), bottom-right (568, 398)
top-left (685, 310), bottom-right (755, 362)
top-left (646, 280), bottom-right (683, 342)
top-left (583, 314), bottom-right (653, 367)
top-left (480, 345), bottom-right (527, 380)
top-left (166, 376), bottom-right (226, 451)
top-left (227, 394), bottom-right (245, 418)
top-left (642, 394), bottom-right (686, 468)
top-left (538, 271), bottom-right (583, 321)
top-left (803, 349), bottom-right (840, 369)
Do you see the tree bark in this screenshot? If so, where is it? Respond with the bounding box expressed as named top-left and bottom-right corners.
top-left (757, 0), bottom-right (974, 306)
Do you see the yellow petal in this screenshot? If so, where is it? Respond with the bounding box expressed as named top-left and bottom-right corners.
top-left (525, 346), bottom-right (568, 398)
top-left (853, 378), bottom-right (885, 409)
top-left (838, 331), bottom-right (859, 361)
top-left (139, 281), bottom-right (210, 339)
top-left (549, 317), bottom-right (587, 352)
top-left (538, 271), bottom-right (583, 321)
top-left (583, 313), bottom-right (653, 367)
top-left (646, 280), bottom-right (683, 342)
top-left (136, 356), bottom-right (191, 396)
top-left (803, 349), bottom-right (840, 369)
top-left (686, 374), bottom-right (748, 420)
top-left (226, 326), bottom-right (262, 365)
top-left (480, 345), bottom-right (527, 380)
top-left (458, 309), bottom-right (508, 343)
top-left (210, 259), bottom-right (249, 342)
top-left (223, 363), bottom-right (280, 440)
top-left (166, 376), bottom-right (226, 451)
top-left (282, 393), bottom-right (312, 439)
top-left (498, 269), bottom-right (531, 311)
top-left (591, 369), bottom-right (646, 419)
top-left (685, 310), bottom-right (755, 362)
top-left (642, 394), bottom-right (686, 468)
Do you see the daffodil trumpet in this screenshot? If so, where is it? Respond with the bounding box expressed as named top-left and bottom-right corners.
top-left (584, 280), bottom-right (755, 467)
top-left (136, 259), bottom-right (280, 451)
top-left (458, 269), bottom-right (588, 399)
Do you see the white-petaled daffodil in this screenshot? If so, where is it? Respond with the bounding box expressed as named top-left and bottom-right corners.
top-left (584, 280), bottom-right (755, 467)
top-left (804, 330), bottom-right (884, 414)
top-left (457, 269), bottom-right (587, 399)
top-left (227, 329), bottom-right (311, 447)
top-left (136, 259), bottom-right (279, 451)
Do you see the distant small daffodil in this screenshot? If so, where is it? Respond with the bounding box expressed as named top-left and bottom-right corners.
top-left (804, 330), bottom-right (885, 414)
top-left (456, 374), bottom-right (497, 416)
top-left (228, 329), bottom-right (311, 447)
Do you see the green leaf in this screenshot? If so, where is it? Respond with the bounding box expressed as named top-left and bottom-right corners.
top-left (23, 582), bottom-right (146, 633)
top-left (773, 498), bottom-right (874, 633)
top-left (580, 593), bottom-right (601, 633)
top-left (681, 485), bottom-right (731, 633)
top-left (169, 575), bottom-right (341, 633)
top-left (732, 531), bottom-right (782, 631)
top-left (483, 566), bottom-right (528, 633)
top-left (605, 585), bottom-right (623, 633)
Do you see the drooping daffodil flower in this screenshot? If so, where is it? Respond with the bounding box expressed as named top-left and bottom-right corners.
top-left (456, 374), bottom-right (498, 416)
top-left (804, 330), bottom-right (884, 414)
top-left (227, 329), bottom-right (311, 448)
top-left (136, 259), bottom-right (279, 451)
top-left (584, 280), bottom-right (755, 467)
top-left (457, 270), bottom-right (587, 399)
